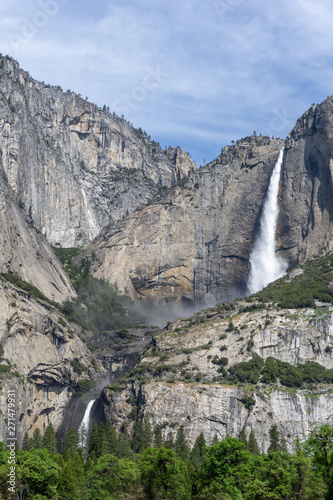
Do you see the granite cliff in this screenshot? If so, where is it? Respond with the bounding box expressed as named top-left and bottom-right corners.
top-left (0, 154), bottom-right (74, 304)
top-left (100, 293), bottom-right (333, 452)
top-left (78, 136), bottom-right (284, 304)
top-left (78, 97), bottom-right (333, 306)
top-left (278, 97), bottom-right (333, 262)
top-left (2, 54), bottom-right (333, 453)
top-left (0, 54), bottom-right (194, 247)
top-left (0, 277), bottom-right (104, 444)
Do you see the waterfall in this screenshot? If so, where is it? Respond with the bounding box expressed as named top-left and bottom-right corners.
top-left (247, 148), bottom-right (287, 294)
top-left (78, 399), bottom-right (95, 449)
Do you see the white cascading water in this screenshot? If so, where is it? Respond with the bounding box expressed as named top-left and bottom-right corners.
top-left (78, 399), bottom-right (95, 448)
top-left (247, 148), bottom-right (288, 294)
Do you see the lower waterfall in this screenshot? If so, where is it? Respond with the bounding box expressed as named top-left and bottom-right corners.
top-left (247, 147), bottom-right (288, 294)
top-left (78, 399), bottom-right (96, 449)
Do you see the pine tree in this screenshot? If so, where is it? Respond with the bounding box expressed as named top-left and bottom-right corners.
top-left (88, 422), bottom-right (99, 456)
top-left (131, 415), bottom-right (152, 453)
top-left (154, 426), bottom-right (163, 449)
top-left (268, 424), bottom-right (281, 453)
top-left (117, 429), bottom-right (131, 458)
top-left (164, 432), bottom-right (174, 450)
top-left (43, 423), bottom-right (58, 454)
top-left (57, 457), bottom-right (80, 500)
top-left (248, 430), bottom-right (260, 455)
top-left (190, 433), bottom-right (206, 468)
top-left (22, 431), bottom-right (30, 451)
top-left (30, 428), bottom-right (43, 449)
top-left (212, 434), bottom-right (219, 445)
top-left (239, 429), bottom-right (248, 447)
top-left (175, 425), bottom-right (190, 462)
top-left (78, 422), bottom-right (87, 450)
top-left (97, 421), bottom-right (107, 457)
top-left (281, 437), bottom-right (288, 453)
top-left (72, 450), bottom-right (85, 488)
top-left (105, 419), bottom-right (118, 455)
top-left (142, 417), bottom-right (153, 450)
top-left (131, 416), bottom-right (144, 453)
top-left (63, 426), bottom-right (79, 458)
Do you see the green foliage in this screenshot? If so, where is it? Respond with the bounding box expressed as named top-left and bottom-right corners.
top-left (1, 418), bottom-right (333, 499)
top-left (175, 425), bottom-right (191, 462)
top-left (18, 448), bottom-right (61, 498)
top-left (85, 453), bottom-right (141, 499)
top-left (0, 364), bottom-right (11, 373)
top-left (139, 447), bottom-right (191, 500)
top-left (256, 253), bottom-right (333, 308)
top-left (211, 355), bottom-right (228, 366)
top-left (131, 415), bottom-right (153, 453)
top-left (0, 272), bottom-right (49, 303)
top-left (52, 246), bottom-right (82, 287)
top-left (30, 428), bottom-right (43, 450)
top-left (226, 355), bottom-right (333, 388)
top-left (305, 424), bottom-right (333, 485)
top-left (198, 437), bottom-right (252, 499)
top-left (42, 423), bottom-right (57, 454)
top-left (61, 272), bottom-right (144, 339)
top-left (74, 379), bottom-right (95, 395)
top-left (62, 426), bottom-right (79, 458)
top-left (268, 424), bottom-right (282, 453)
top-left (190, 433), bottom-right (206, 468)
top-left (241, 394), bottom-right (256, 410)
top-left (247, 430), bottom-right (260, 455)
top-left (228, 354), bottom-right (264, 384)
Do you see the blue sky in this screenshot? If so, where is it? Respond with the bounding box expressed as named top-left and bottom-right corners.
top-left (1, 0), bottom-right (333, 164)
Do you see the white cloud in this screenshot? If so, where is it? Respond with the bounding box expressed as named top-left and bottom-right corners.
top-left (0, 0), bottom-right (333, 163)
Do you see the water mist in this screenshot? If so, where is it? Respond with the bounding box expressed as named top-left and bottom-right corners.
top-left (247, 148), bottom-right (287, 294)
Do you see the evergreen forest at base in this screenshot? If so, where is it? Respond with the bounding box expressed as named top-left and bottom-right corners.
top-left (2, 419), bottom-right (333, 499)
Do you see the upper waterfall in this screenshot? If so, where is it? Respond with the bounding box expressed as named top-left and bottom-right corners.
top-left (247, 147), bottom-right (288, 294)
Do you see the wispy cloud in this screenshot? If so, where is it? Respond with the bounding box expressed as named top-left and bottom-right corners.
top-left (1, 0), bottom-right (333, 163)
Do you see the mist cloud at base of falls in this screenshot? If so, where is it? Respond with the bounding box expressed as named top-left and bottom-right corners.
top-left (247, 148), bottom-right (288, 295)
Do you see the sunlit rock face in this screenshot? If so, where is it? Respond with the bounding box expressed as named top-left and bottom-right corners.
top-left (100, 304), bottom-right (333, 452)
top-left (80, 97), bottom-right (333, 305)
top-left (278, 97), bottom-right (333, 263)
top-left (0, 280), bottom-right (102, 444)
top-left (79, 136), bottom-right (284, 304)
top-left (0, 161), bottom-right (74, 304)
top-left (0, 55), bottom-right (194, 247)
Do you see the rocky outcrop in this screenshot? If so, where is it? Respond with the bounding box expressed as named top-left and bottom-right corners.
top-left (0, 55), bottom-right (194, 247)
top-left (100, 300), bottom-right (333, 451)
top-left (102, 381), bottom-right (333, 453)
top-left (0, 279), bottom-right (103, 444)
top-left (79, 136), bottom-right (284, 304)
top-left (278, 97), bottom-right (333, 262)
top-left (0, 160), bottom-right (74, 303)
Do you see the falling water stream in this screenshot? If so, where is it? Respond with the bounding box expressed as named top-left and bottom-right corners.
top-left (78, 399), bottom-right (96, 448)
top-left (247, 148), bottom-right (288, 294)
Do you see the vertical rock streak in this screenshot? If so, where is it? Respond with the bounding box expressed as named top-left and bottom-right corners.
top-left (247, 148), bottom-right (287, 294)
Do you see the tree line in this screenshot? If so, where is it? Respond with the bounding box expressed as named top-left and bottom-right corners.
top-left (1, 419), bottom-right (333, 499)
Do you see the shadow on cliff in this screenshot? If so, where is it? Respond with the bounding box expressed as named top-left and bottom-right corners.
top-left (57, 376), bottom-right (110, 450)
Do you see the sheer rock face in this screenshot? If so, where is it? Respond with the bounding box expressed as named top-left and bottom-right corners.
top-left (101, 304), bottom-right (333, 452)
top-left (278, 97), bottom-right (333, 262)
top-left (0, 280), bottom-right (102, 444)
top-left (0, 56), bottom-right (194, 247)
top-left (79, 136), bottom-right (284, 304)
top-left (102, 381), bottom-right (333, 453)
top-left (0, 165), bottom-right (75, 303)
